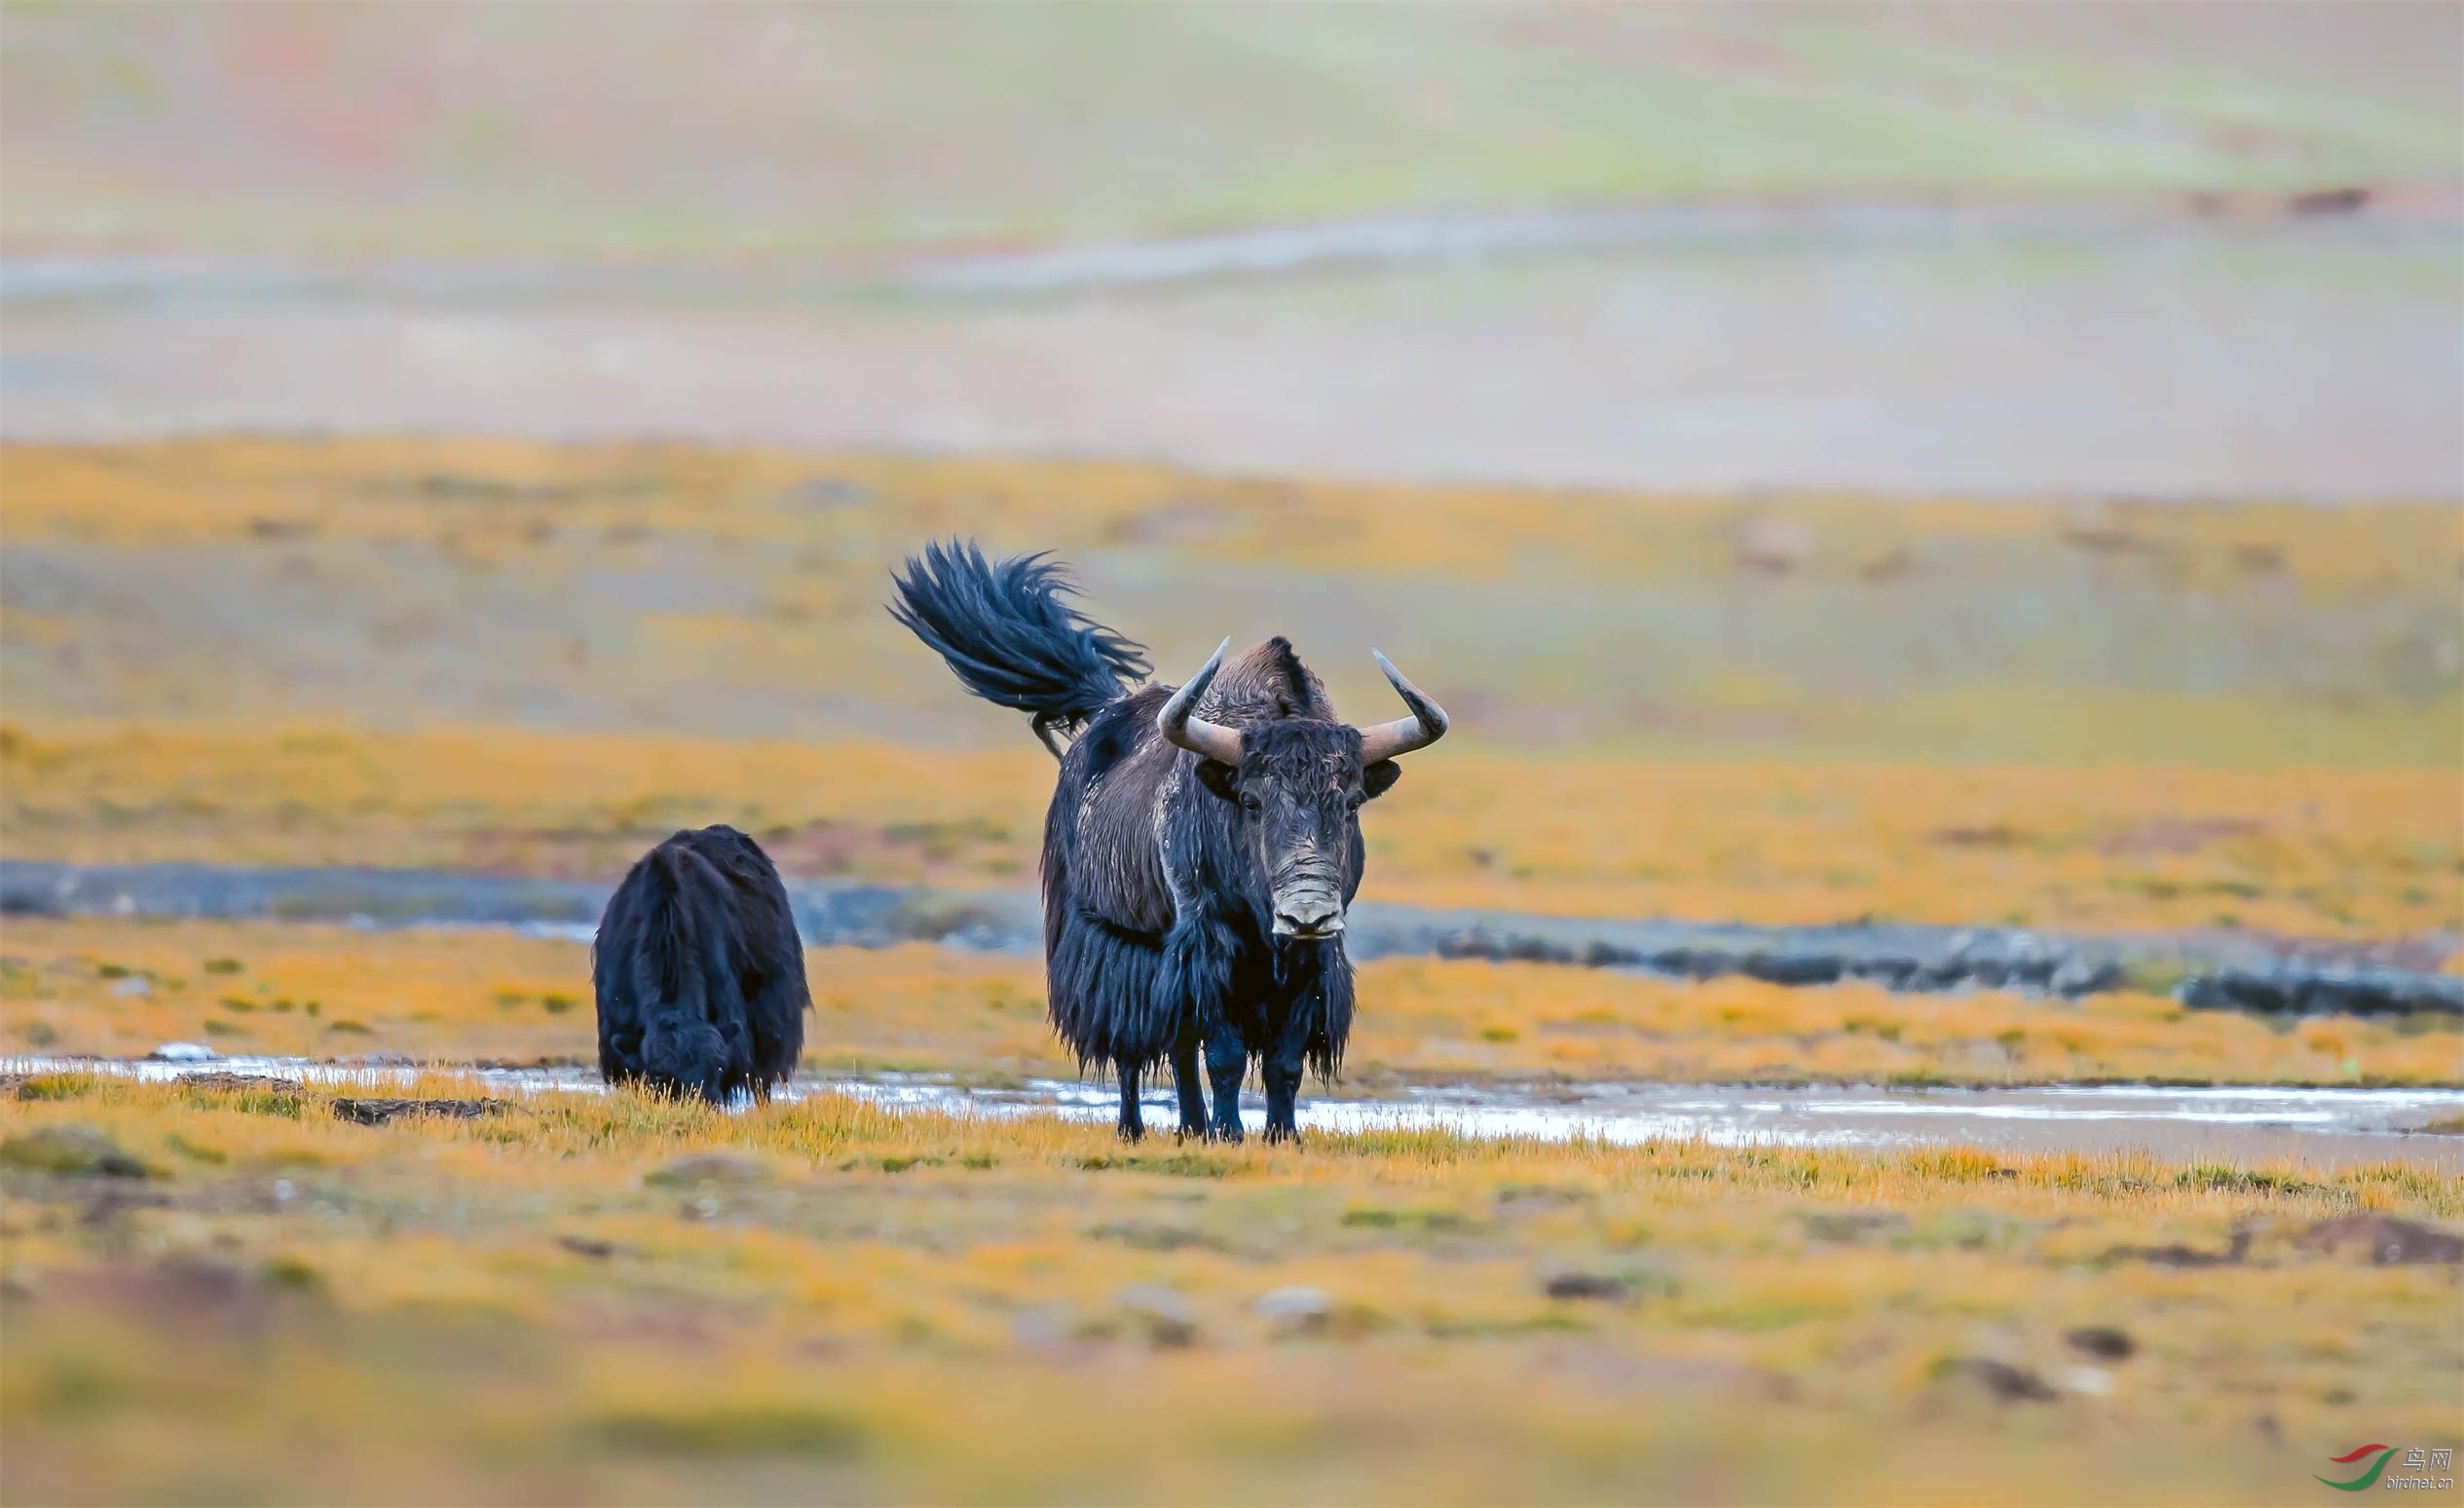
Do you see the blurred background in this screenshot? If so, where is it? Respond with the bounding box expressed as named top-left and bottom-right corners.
top-left (5, 2), bottom-right (2459, 777)
top-left (4, 8), bottom-right (2462, 1505)
top-left (6, 2), bottom-right (2460, 497)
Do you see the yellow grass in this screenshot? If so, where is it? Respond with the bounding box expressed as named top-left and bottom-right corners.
top-left (5, 919), bottom-right (2455, 1088)
top-left (1, 1074), bottom-right (2456, 1504)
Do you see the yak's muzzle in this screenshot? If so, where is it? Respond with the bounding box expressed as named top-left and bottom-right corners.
top-left (1272, 894), bottom-right (1345, 939)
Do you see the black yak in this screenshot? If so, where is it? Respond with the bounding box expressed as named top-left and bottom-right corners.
top-left (593, 824), bottom-right (807, 1103)
top-left (890, 542), bottom-right (1448, 1142)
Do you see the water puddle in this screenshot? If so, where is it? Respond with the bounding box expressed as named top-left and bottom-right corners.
top-left (9, 1056), bottom-right (2458, 1172)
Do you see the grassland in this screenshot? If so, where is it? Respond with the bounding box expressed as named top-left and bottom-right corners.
top-left (4, 438), bottom-right (2459, 948)
top-left (4, 1073), bottom-right (2457, 1505)
top-left (5, 919), bottom-right (2455, 1091)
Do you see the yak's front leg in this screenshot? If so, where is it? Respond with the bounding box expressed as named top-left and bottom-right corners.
top-left (1260, 1004), bottom-right (1312, 1145)
top-left (1160, 911), bottom-right (1240, 1140)
top-left (1115, 1059), bottom-right (1146, 1142)
top-left (1204, 1021), bottom-right (1249, 1143)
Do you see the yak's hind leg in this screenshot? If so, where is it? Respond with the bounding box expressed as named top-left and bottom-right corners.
top-left (1115, 1059), bottom-right (1147, 1142)
top-left (1170, 1023), bottom-right (1209, 1139)
top-left (1047, 911), bottom-right (1171, 1142)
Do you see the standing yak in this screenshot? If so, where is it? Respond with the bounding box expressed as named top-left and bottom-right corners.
top-left (890, 542), bottom-right (1447, 1142)
top-left (593, 824), bottom-right (807, 1103)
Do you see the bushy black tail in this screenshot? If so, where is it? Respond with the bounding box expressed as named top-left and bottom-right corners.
top-left (889, 540), bottom-right (1149, 747)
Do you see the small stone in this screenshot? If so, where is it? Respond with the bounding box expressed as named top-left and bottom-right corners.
top-left (1009, 1303), bottom-right (1075, 1349)
top-left (2063, 1366), bottom-right (2114, 1396)
top-left (2065, 1325), bottom-right (2137, 1361)
top-left (644, 1152), bottom-right (774, 1190)
top-left (150, 1041), bottom-right (216, 1063)
top-left (1117, 1284), bottom-right (1198, 1347)
top-left (1935, 1356), bottom-right (2058, 1404)
top-left (1, 1125), bottom-right (151, 1179)
top-left (109, 976), bottom-right (152, 999)
top-left (1252, 1286), bottom-right (1333, 1338)
top-left (1802, 1210), bottom-right (1908, 1244)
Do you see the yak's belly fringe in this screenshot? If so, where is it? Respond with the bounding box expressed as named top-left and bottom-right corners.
top-left (1047, 911), bottom-right (1176, 1070)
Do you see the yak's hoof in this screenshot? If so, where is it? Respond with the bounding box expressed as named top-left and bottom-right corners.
top-left (1116, 1123), bottom-right (1145, 1144)
top-left (1173, 1124), bottom-right (1209, 1144)
top-left (1210, 1125), bottom-right (1246, 1146)
top-left (1261, 1124), bottom-right (1301, 1147)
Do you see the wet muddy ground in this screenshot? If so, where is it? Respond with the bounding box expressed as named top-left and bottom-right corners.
top-left (13, 1055), bottom-right (2459, 1172)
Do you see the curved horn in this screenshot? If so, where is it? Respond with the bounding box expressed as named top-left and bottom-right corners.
top-left (1356, 650), bottom-right (1449, 764)
top-left (1158, 637), bottom-right (1244, 766)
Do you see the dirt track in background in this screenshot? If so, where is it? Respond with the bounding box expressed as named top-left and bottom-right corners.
top-left (6, 207), bottom-right (2458, 499)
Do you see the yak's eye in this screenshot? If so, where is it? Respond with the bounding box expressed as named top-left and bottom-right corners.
top-left (1345, 793), bottom-right (1364, 812)
top-left (1240, 794), bottom-right (1262, 815)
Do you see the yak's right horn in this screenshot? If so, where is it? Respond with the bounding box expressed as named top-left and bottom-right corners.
top-left (1158, 637), bottom-right (1244, 766)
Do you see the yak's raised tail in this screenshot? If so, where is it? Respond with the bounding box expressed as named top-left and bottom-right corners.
top-left (889, 540), bottom-right (1150, 756)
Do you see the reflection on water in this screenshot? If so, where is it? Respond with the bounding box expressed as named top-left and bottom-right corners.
top-left (8, 1055), bottom-right (2459, 1171)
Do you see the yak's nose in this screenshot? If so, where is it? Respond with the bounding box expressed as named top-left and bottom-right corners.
top-left (1273, 899), bottom-right (1345, 938)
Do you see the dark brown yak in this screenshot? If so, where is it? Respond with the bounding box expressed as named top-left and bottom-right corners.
top-left (891, 541), bottom-right (1448, 1141)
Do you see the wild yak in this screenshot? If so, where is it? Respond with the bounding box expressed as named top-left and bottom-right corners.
top-left (890, 541), bottom-right (1448, 1142)
top-left (593, 824), bottom-right (807, 1103)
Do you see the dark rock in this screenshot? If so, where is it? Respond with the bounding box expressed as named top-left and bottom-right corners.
top-left (1935, 1357), bottom-right (2058, 1403)
top-left (1543, 1271), bottom-right (1631, 1302)
top-left (2064, 1325), bottom-right (2137, 1361)
top-left (0, 1124), bottom-right (152, 1178)
top-left (1742, 952), bottom-right (1842, 987)
top-left (2287, 186), bottom-right (2369, 216)
top-left (2108, 1229), bottom-right (2251, 1267)
top-left (2298, 1214), bottom-right (2464, 1266)
top-left (2180, 967), bottom-right (2464, 1019)
top-left (330, 1097), bottom-right (510, 1126)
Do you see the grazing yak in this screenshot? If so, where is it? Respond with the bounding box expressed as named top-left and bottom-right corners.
top-left (891, 541), bottom-right (1448, 1142)
top-left (593, 824), bottom-right (807, 1103)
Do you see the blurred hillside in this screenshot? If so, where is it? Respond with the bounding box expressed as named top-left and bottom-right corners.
top-left (4, 4), bottom-right (2458, 498)
top-left (5, 4), bottom-right (2458, 259)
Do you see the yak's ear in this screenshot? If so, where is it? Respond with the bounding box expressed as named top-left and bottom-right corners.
top-left (1194, 760), bottom-right (1242, 803)
top-left (1362, 760), bottom-right (1402, 801)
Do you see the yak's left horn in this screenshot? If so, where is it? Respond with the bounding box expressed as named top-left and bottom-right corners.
top-left (1355, 650), bottom-right (1449, 764)
top-left (1159, 637), bottom-right (1244, 766)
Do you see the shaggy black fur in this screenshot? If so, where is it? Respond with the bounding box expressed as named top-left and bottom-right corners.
top-left (892, 541), bottom-right (1408, 1143)
top-left (592, 825), bottom-right (807, 1104)
top-left (889, 540), bottom-right (1151, 753)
